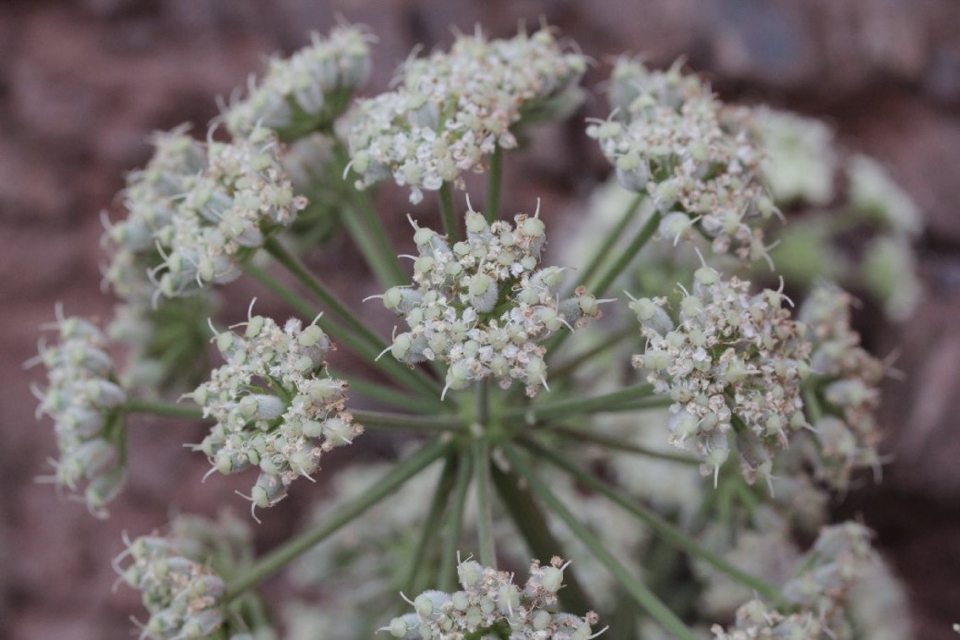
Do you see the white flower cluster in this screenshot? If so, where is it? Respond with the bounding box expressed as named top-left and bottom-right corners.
top-left (223, 25), bottom-right (372, 140)
top-left (155, 128), bottom-right (306, 299)
top-left (630, 267), bottom-right (811, 483)
top-left (189, 311), bottom-right (361, 511)
top-left (104, 126), bottom-right (305, 302)
top-left (382, 208), bottom-right (601, 397)
top-left (347, 29), bottom-right (586, 203)
top-left (103, 126), bottom-right (207, 304)
top-left (114, 534), bottom-right (226, 640)
top-left (798, 284), bottom-right (885, 488)
top-left (31, 309), bottom-right (127, 516)
top-left (588, 59), bottom-right (776, 263)
top-left (754, 107), bottom-right (838, 206)
top-left (712, 523), bottom-right (878, 640)
top-left (385, 557), bottom-right (599, 639)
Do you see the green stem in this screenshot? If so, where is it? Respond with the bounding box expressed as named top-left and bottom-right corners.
top-left (351, 409), bottom-right (464, 433)
top-left (485, 145), bottom-right (503, 224)
top-left (472, 439), bottom-right (496, 567)
top-left (803, 385), bottom-right (823, 423)
top-left (340, 201), bottom-right (406, 289)
top-left (541, 211), bottom-right (660, 361)
top-left (589, 209), bottom-right (662, 297)
top-left (735, 477), bottom-right (762, 515)
top-left (123, 398), bottom-right (203, 420)
top-left (501, 442), bottom-right (696, 640)
top-left (224, 437), bottom-right (451, 600)
top-left (501, 383), bottom-right (656, 425)
top-left (332, 141), bottom-right (407, 288)
top-left (439, 183), bottom-right (460, 243)
top-left (262, 237), bottom-right (384, 351)
top-left (489, 458), bottom-right (594, 616)
top-left (520, 436), bottom-right (786, 606)
top-left (475, 380), bottom-right (490, 427)
top-left (405, 453), bottom-right (459, 594)
top-left (337, 372), bottom-right (447, 414)
top-left (440, 450), bottom-right (473, 592)
top-left (244, 260), bottom-right (440, 397)
top-left (244, 260), bottom-right (321, 319)
top-left (548, 326), bottom-right (635, 382)
top-left (576, 193), bottom-right (644, 290)
top-left (548, 424), bottom-right (699, 465)
top-left (607, 396), bottom-right (674, 412)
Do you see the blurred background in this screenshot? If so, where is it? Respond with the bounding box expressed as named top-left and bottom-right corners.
top-left (2, 0), bottom-right (959, 637)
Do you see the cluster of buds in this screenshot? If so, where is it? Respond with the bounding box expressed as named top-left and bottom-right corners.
top-left (630, 267), bottom-right (811, 484)
top-left (380, 207), bottom-right (601, 397)
top-left (103, 126), bottom-right (207, 305)
top-left (384, 557), bottom-right (599, 639)
top-left (588, 59), bottom-right (776, 263)
top-left (188, 310), bottom-right (361, 512)
top-left (103, 126), bottom-right (304, 302)
top-left (30, 308), bottom-right (127, 516)
top-left (114, 533), bottom-right (226, 640)
top-left (223, 24), bottom-right (372, 141)
top-left (347, 28), bottom-right (585, 203)
top-left (798, 284), bottom-right (885, 488)
top-left (152, 128), bottom-right (306, 299)
top-left (713, 523), bottom-right (878, 639)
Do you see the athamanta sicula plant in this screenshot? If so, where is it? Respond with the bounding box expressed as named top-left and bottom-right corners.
top-left (27, 22), bottom-right (919, 640)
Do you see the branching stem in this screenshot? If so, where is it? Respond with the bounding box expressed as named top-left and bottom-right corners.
top-left (501, 383), bottom-right (657, 425)
top-left (123, 398), bottom-right (203, 420)
top-left (502, 441), bottom-right (697, 640)
top-left (439, 183), bottom-right (460, 243)
top-left (520, 436), bottom-right (787, 606)
top-left (224, 437), bottom-right (451, 600)
top-left (485, 145), bottom-right (503, 224)
top-left (440, 450), bottom-right (473, 592)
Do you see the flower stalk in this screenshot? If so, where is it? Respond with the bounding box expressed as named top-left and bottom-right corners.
top-left (502, 441), bottom-right (698, 640)
top-left (225, 437), bottom-right (452, 600)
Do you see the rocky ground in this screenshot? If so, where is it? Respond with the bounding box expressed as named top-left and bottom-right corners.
top-left (2, 0), bottom-right (959, 638)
